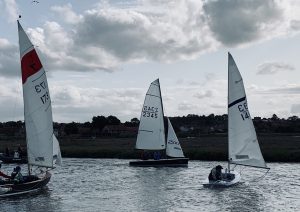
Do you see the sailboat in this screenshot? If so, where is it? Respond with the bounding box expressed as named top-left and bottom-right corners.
top-left (203, 52), bottom-right (269, 187)
top-left (129, 79), bottom-right (188, 167)
top-left (0, 20), bottom-right (62, 197)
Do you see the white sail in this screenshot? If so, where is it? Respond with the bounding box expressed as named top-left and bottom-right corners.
top-left (136, 79), bottom-right (166, 150)
top-left (53, 135), bottom-right (62, 166)
top-left (228, 53), bottom-right (267, 168)
top-left (18, 21), bottom-right (59, 168)
top-left (166, 118), bottom-right (184, 158)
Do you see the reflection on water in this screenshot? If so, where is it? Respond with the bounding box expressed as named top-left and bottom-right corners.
top-left (1, 159), bottom-right (300, 211)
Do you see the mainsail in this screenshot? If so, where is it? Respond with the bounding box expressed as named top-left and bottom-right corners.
top-left (18, 21), bottom-right (60, 168)
top-left (136, 79), bottom-right (165, 150)
top-left (228, 52), bottom-right (267, 168)
top-left (166, 118), bottom-right (184, 158)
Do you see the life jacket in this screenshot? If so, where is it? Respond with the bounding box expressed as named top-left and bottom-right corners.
top-left (209, 167), bottom-right (222, 181)
top-left (14, 172), bottom-right (23, 183)
top-left (209, 167), bottom-right (217, 181)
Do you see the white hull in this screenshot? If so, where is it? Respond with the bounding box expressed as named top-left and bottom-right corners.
top-left (203, 171), bottom-right (241, 188)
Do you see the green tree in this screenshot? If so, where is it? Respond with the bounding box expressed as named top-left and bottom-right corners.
top-left (92, 116), bottom-right (107, 130)
top-left (107, 115), bottom-right (120, 125)
top-left (64, 122), bottom-right (78, 135)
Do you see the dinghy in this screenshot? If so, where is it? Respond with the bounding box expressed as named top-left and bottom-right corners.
top-left (129, 79), bottom-right (188, 167)
top-left (203, 53), bottom-right (269, 188)
top-left (0, 152), bottom-right (27, 164)
top-left (0, 21), bottom-right (62, 197)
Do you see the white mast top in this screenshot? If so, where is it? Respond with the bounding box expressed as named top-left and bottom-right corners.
top-left (228, 52), bottom-right (267, 169)
top-left (136, 79), bottom-right (166, 150)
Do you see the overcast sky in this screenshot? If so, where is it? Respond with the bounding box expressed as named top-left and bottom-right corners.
top-left (0, 0), bottom-right (299, 123)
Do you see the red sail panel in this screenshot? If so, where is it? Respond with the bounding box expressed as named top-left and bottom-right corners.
top-left (21, 49), bottom-right (43, 84)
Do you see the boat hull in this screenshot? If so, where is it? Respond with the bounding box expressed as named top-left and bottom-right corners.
top-left (129, 158), bottom-right (189, 167)
top-left (0, 172), bottom-right (51, 197)
top-left (203, 171), bottom-right (241, 188)
top-left (0, 155), bottom-right (27, 164)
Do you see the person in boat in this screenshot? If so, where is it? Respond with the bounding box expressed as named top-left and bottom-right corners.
top-left (17, 144), bottom-right (23, 158)
top-left (153, 151), bottom-right (161, 160)
top-left (0, 163), bottom-right (11, 184)
top-left (5, 146), bottom-right (10, 157)
top-left (208, 165), bottom-right (223, 181)
top-left (141, 151), bottom-right (149, 160)
top-left (11, 166), bottom-right (24, 183)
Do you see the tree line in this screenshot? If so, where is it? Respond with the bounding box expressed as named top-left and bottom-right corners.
top-left (0, 114), bottom-right (299, 138)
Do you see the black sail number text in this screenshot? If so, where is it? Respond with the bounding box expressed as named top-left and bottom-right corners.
top-left (142, 106), bottom-right (158, 118)
top-left (238, 102), bottom-right (250, 121)
top-left (34, 81), bottom-right (49, 104)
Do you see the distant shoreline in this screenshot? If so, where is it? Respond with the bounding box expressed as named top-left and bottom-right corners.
top-left (1, 133), bottom-right (300, 162)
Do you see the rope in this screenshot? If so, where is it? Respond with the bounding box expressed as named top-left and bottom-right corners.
top-left (232, 165), bottom-right (270, 183)
top-left (247, 168), bottom-right (270, 183)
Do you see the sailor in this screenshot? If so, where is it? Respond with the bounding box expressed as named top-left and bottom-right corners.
top-left (5, 147), bottom-right (10, 157)
top-left (153, 151), bottom-right (161, 160)
top-left (0, 163), bottom-right (11, 184)
top-left (208, 165), bottom-right (223, 181)
top-left (17, 145), bottom-right (23, 158)
top-left (12, 166), bottom-right (23, 183)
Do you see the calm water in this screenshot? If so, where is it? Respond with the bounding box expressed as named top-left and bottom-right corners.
top-left (1, 159), bottom-right (300, 212)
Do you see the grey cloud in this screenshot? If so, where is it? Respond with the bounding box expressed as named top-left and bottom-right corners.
top-left (203, 0), bottom-right (283, 46)
top-left (178, 102), bottom-right (197, 111)
top-left (291, 104), bottom-right (300, 114)
top-left (260, 86), bottom-right (300, 94)
top-left (0, 40), bottom-right (19, 77)
top-left (257, 62), bottom-right (295, 75)
top-left (194, 90), bottom-right (213, 99)
top-left (0, 1), bottom-right (296, 76)
top-left (290, 20), bottom-right (300, 31)
top-left (73, 9), bottom-right (206, 63)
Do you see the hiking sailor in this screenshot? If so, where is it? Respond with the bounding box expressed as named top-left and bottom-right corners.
top-left (208, 165), bottom-right (223, 181)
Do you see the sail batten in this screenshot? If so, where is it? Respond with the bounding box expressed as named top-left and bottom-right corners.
top-left (228, 53), bottom-right (267, 169)
top-left (136, 79), bottom-right (166, 150)
top-left (18, 21), bottom-right (61, 168)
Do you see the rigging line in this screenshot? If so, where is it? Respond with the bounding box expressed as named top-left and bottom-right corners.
top-left (247, 168), bottom-right (270, 183)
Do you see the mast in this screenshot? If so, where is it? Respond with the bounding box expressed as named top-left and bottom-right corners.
top-left (157, 79), bottom-right (166, 147)
top-left (18, 20), bottom-right (31, 175)
top-left (227, 52), bottom-right (230, 173)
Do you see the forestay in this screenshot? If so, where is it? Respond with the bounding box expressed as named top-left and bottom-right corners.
top-left (136, 79), bottom-right (166, 150)
top-left (166, 118), bottom-right (184, 158)
top-left (53, 135), bottom-right (62, 166)
top-left (18, 21), bottom-right (56, 168)
top-left (228, 53), bottom-right (267, 168)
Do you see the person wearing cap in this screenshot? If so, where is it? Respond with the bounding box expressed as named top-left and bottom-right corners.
top-left (0, 163), bottom-right (11, 184)
top-left (12, 166), bottom-right (24, 183)
top-left (208, 165), bottom-right (223, 181)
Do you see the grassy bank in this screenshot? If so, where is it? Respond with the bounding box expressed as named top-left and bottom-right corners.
top-left (1, 133), bottom-right (300, 162)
